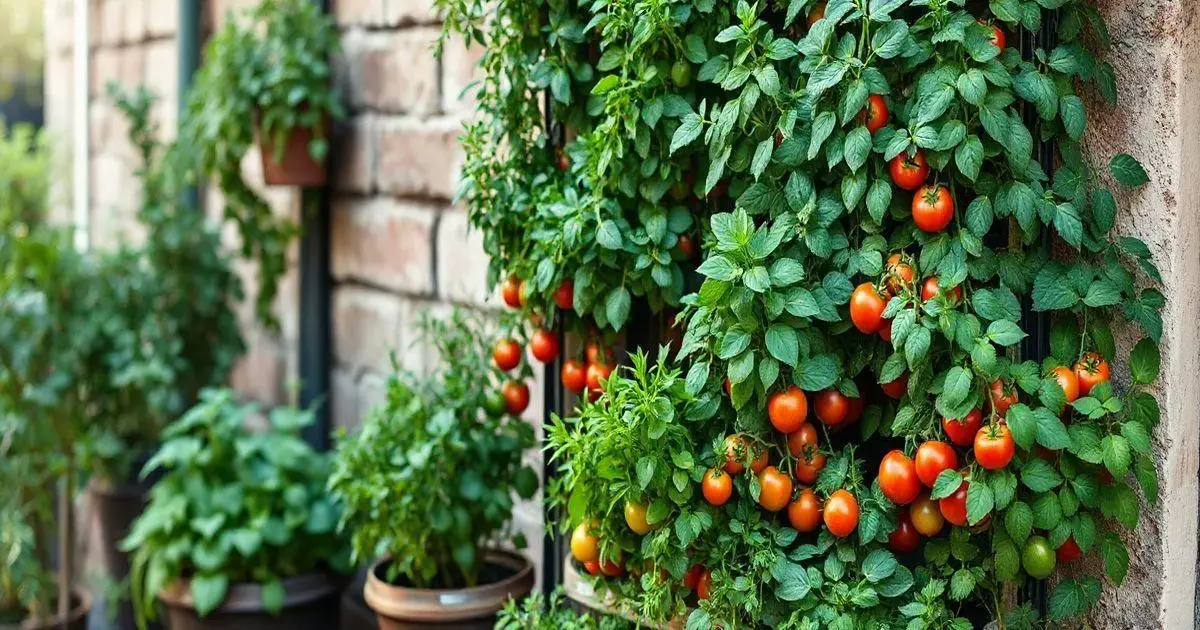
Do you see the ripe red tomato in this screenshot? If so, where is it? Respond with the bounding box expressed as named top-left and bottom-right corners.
top-left (920, 277), bottom-right (963, 303)
top-left (1049, 365), bottom-right (1080, 403)
top-left (787, 424), bottom-right (818, 458)
top-left (702, 468), bottom-right (733, 506)
top-left (881, 372), bottom-right (909, 400)
top-left (988, 379), bottom-right (1018, 417)
top-left (1056, 536), bottom-right (1082, 564)
top-left (849, 283), bottom-right (887, 334)
top-left (814, 389), bottom-right (850, 425)
top-left (672, 234), bottom-right (696, 262)
top-left (600, 555), bottom-right (624, 577)
top-left (938, 478), bottom-right (968, 526)
top-left (554, 281), bottom-right (574, 310)
top-left (888, 510), bottom-right (921, 554)
top-left (885, 253), bottom-right (916, 294)
top-left (757, 466), bottom-right (793, 512)
top-left (862, 94), bottom-right (888, 134)
top-left (980, 20), bottom-right (1006, 50)
top-left (788, 488), bottom-right (822, 533)
top-left (823, 489), bottom-right (859, 538)
top-left (1074, 352), bottom-right (1111, 396)
top-left (974, 424), bottom-right (1015, 470)
top-left (878, 318), bottom-right (893, 342)
top-left (682, 564), bottom-right (703, 590)
top-left (529, 329), bottom-right (560, 363)
top-left (585, 341), bottom-right (613, 364)
top-left (806, 1), bottom-right (825, 26)
top-left (696, 570), bottom-right (713, 600)
top-left (942, 409), bottom-right (983, 447)
top-left (561, 359), bottom-right (586, 394)
top-left (845, 395), bottom-right (865, 423)
top-left (878, 450), bottom-right (921, 505)
top-left (794, 451), bottom-right (826, 485)
top-left (914, 441), bottom-right (958, 488)
top-left (768, 386), bottom-right (809, 433)
top-left (583, 560), bottom-right (601, 575)
top-left (492, 339), bottom-right (521, 371)
top-left (910, 493), bottom-right (944, 537)
top-left (585, 362), bottom-right (613, 397)
top-left (502, 381), bottom-right (530, 414)
top-left (889, 151), bottom-right (930, 191)
top-left (911, 185), bottom-right (954, 233)
top-left (723, 435), bottom-right (767, 475)
top-left (501, 276), bottom-right (523, 308)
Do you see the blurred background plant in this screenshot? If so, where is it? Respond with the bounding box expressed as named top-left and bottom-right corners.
top-left (0, 0), bottom-right (43, 123)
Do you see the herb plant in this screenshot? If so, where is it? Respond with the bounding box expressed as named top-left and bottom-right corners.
top-left (445, 0), bottom-right (1165, 625)
top-left (329, 309), bottom-right (539, 589)
top-left (182, 0), bottom-right (343, 327)
top-left (123, 389), bottom-right (350, 624)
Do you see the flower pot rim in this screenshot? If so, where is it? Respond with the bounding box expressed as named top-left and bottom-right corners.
top-left (0, 587), bottom-right (92, 630)
top-left (363, 548), bottom-right (534, 622)
top-left (158, 571), bottom-right (339, 614)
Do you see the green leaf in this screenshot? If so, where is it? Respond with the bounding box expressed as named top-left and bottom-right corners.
top-left (1129, 338), bottom-right (1160, 384)
top-left (795, 354), bottom-right (839, 391)
top-left (954, 135), bottom-right (983, 181)
top-left (986, 320), bottom-right (1027, 346)
top-left (190, 573), bottom-right (230, 617)
top-left (766, 324), bottom-right (800, 366)
top-left (1060, 95), bottom-right (1086, 140)
top-left (861, 549), bottom-right (898, 582)
top-left (1004, 501), bottom-right (1033, 544)
top-left (772, 557), bottom-right (811, 601)
top-left (866, 178), bottom-right (892, 222)
top-left (931, 470), bottom-right (964, 501)
top-left (670, 113), bottom-right (703, 155)
top-left (1110, 153), bottom-right (1149, 187)
top-left (965, 481), bottom-right (994, 525)
top-left (596, 220), bottom-right (624, 249)
top-left (260, 579), bottom-right (285, 613)
top-left (1020, 459), bottom-right (1063, 492)
top-left (606, 286), bottom-right (632, 329)
top-left (1048, 578), bottom-right (1101, 620)
top-left (1100, 533), bottom-right (1129, 585)
top-left (1101, 434), bottom-right (1131, 477)
top-left (844, 127), bottom-right (873, 172)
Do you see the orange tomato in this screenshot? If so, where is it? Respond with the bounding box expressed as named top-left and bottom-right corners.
top-left (702, 468), bottom-right (733, 506)
top-left (768, 386), bottom-right (809, 433)
top-left (757, 466), bottom-right (793, 512)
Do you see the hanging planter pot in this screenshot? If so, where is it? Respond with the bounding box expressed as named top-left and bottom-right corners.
top-left (257, 119), bottom-right (328, 188)
top-left (157, 572), bottom-right (340, 630)
top-left (0, 589), bottom-right (92, 630)
top-left (363, 550), bottom-right (534, 630)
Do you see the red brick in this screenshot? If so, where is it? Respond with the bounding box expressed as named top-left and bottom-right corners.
top-left (376, 116), bottom-right (462, 199)
top-left (98, 0), bottom-right (123, 45)
top-left (90, 48), bottom-right (119, 97)
top-left (334, 0), bottom-right (386, 26)
top-left (440, 34), bottom-right (485, 114)
top-left (332, 285), bottom-right (404, 372)
top-left (144, 0), bottom-right (178, 38)
top-left (342, 29), bottom-right (439, 115)
top-left (229, 330), bottom-right (289, 407)
top-left (123, 0), bottom-right (146, 43)
top-left (435, 209), bottom-right (494, 307)
top-left (331, 197), bottom-right (437, 294)
top-left (335, 115), bottom-right (376, 194)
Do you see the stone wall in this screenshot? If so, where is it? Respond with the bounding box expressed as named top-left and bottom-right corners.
top-left (43, 0), bottom-right (547, 583)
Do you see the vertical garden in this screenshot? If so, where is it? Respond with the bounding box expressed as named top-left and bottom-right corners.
top-left (441, 0), bottom-right (1164, 625)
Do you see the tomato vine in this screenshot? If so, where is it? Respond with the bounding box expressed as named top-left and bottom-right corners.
top-left (441, 0), bottom-right (1162, 624)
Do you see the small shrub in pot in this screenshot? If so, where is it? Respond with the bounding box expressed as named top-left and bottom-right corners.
top-left (123, 389), bottom-right (350, 630)
top-left (329, 310), bottom-right (539, 628)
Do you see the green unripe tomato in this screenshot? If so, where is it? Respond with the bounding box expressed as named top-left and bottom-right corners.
top-left (1022, 535), bottom-right (1056, 579)
top-left (671, 60), bottom-right (693, 88)
top-left (483, 390), bottom-right (507, 416)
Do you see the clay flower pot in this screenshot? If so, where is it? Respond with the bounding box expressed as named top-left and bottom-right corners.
top-left (363, 549), bottom-right (534, 629)
top-left (158, 572), bottom-right (340, 630)
top-left (257, 122), bottom-right (328, 188)
top-left (0, 589), bottom-right (92, 630)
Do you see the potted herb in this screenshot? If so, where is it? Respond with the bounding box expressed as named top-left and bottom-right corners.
top-left (79, 85), bottom-right (246, 629)
top-left (186, 0), bottom-right (342, 187)
top-left (0, 176), bottom-right (96, 628)
top-left (329, 310), bottom-right (539, 629)
top-left (123, 389), bottom-right (350, 630)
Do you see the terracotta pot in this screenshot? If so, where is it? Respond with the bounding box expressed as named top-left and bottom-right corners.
top-left (257, 122), bottom-right (328, 187)
top-left (0, 589), bottom-right (92, 630)
top-left (158, 572), bottom-right (340, 630)
top-left (363, 550), bottom-right (534, 629)
top-left (89, 476), bottom-right (157, 630)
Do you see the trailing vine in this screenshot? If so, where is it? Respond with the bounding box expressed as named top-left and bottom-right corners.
top-left (443, 0), bottom-right (1163, 625)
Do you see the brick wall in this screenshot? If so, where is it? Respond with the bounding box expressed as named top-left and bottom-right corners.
top-left (44, 0), bottom-right (546, 581)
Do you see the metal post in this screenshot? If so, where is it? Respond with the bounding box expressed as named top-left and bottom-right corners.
top-left (299, 0), bottom-right (333, 449)
top-left (177, 0), bottom-right (201, 212)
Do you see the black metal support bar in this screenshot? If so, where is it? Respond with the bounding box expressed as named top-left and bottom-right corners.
top-left (299, 0), bottom-right (334, 449)
top-left (177, 0), bottom-right (201, 212)
top-left (540, 88), bottom-right (564, 597)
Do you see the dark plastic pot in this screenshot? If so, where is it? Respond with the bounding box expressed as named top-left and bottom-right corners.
top-left (89, 474), bottom-right (158, 630)
top-left (0, 589), bottom-right (92, 630)
top-left (158, 573), bottom-right (340, 630)
top-left (363, 550), bottom-right (534, 629)
top-left (339, 567), bottom-right (378, 630)
top-left (258, 123), bottom-right (328, 187)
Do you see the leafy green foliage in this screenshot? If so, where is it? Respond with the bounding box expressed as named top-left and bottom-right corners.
top-left (446, 0), bottom-right (1166, 624)
top-left (182, 0), bottom-right (343, 327)
top-left (329, 310), bottom-right (538, 589)
top-left (123, 390), bottom-right (349, 622)
top-left (496, 589), bottom-right (632, 629)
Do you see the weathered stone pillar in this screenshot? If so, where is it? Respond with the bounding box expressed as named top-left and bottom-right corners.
top-left (1086, 0), bottom-right (1200, 627)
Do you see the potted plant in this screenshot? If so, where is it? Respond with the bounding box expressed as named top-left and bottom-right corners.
top-left (0, 163), bottom-right (96, 628)
top-left (122, 389), bottom-right (351, 630)
top-left (329, 309), bottom-right (539, 629)
top-left (78, 85), bottom-right (246, 629)
top-left (186, 0), bottom-right (342, 187)
top-left (496, 589), bottom-right (631, 630)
